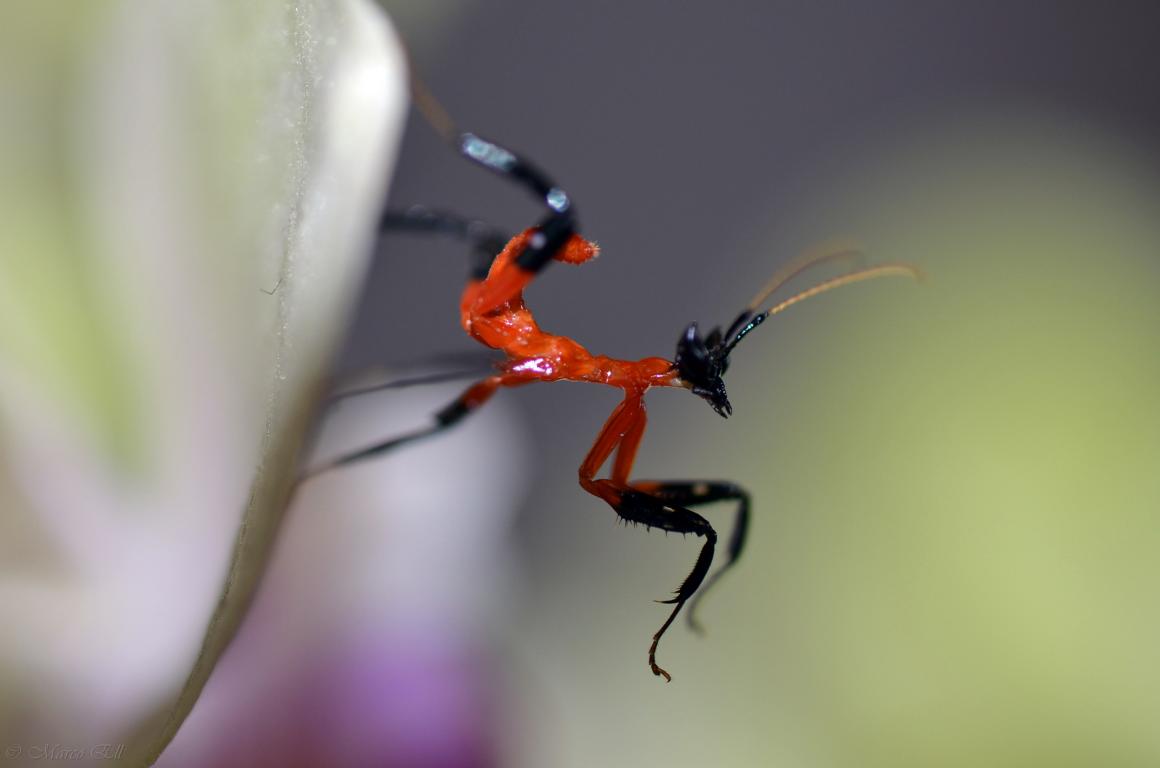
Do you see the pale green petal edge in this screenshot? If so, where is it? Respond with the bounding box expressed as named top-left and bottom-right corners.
top-left (122, 3), bottom-right (408, 765)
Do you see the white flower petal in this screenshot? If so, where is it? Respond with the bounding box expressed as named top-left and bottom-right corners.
top-left (0, 0), bottom-right (406, 761)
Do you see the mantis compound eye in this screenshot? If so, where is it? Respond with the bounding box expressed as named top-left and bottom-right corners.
top-left (674, 323), bottom-right (712, 382)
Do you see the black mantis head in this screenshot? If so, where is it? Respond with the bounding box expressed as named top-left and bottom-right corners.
top-left (675, 321), bottom-right (734, 417)
top-left (674, 242), bottom-right (923, 418)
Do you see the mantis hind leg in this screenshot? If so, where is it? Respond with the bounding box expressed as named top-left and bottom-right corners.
top-left (302, 375), bottom-right (505, 481)
top-left (378, 206), bottom-right (509, 279)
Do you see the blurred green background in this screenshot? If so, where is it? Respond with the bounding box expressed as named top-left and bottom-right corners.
top-left (367, 3), bottom-right (1160, 767)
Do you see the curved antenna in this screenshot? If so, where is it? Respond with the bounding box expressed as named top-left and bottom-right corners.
top-left (744, 240), bottom-right (865, 313)
top-left (764, 262), bottom-right (923, 317)
top-left (724, 262), bottom-right (923, 354)
top-left (721, 242), bottom-right (864, 343)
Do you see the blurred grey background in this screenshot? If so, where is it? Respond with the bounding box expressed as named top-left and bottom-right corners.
top-left (352, 0), bottom-right (1160, 374)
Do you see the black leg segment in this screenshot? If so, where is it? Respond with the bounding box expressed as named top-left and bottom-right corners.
top-left (635, 481), bottom-right (750, 633)
top-left (302, 377), bottom-right (500, 480)
top-left (379, 205), bottom-right (510, 280)
top-left (407, 75), bottom-right (579, 278)
top-left (456, 133), bottom-right (578, 276)
top-left (590, 480), bottom-right (721, 681)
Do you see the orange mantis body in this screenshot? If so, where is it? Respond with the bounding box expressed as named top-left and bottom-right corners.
top-left (449, 227), bottom-right (919, 680)
top-left (313, 83), bottom-right (921, 680)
